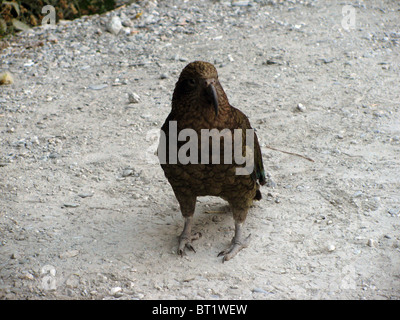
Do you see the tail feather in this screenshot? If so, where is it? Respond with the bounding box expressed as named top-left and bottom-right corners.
top-left (254, 184), bottom-right (262, 200)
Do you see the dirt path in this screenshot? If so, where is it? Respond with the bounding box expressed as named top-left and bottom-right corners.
top-left (1, 0), bottom-right (399, 299)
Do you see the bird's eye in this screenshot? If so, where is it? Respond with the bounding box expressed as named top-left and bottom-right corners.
top-left (186, 79), bottom-right (196, 86)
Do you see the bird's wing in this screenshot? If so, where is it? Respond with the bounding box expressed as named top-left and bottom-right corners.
top-left (232, 106), bottom-right (266, 186)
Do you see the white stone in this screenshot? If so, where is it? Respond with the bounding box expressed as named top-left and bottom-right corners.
top-left (107, 16), bottom-right (122, 35)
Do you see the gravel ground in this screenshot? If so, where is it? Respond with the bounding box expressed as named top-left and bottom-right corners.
top-left (1, 0), bottom-right (399, 300)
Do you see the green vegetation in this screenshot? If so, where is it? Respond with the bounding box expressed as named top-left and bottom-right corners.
top-left (1, 0), bottom-right (116, 37)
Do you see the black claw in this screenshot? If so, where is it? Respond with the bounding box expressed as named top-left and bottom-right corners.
top-left (177, 231), bottom-right (202, 257)
top-left (186, 243), bottom-right (196, 253)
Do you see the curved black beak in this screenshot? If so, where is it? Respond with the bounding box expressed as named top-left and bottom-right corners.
top-left (205, 81), bottom-right (219, 117)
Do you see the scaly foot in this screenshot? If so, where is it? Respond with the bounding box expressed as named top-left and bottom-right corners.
top-left (218, 234), bottom-right (251, 262)
top-left (178, 231), bottom-right (202, 256)
top-left (218, 221), bottom-right (251, 262)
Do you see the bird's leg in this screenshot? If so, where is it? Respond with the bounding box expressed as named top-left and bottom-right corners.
top-left (218, 221), bottom-right (251, 262)
top-left (175, 194), bottom-right (201, 256)
top-left (178, 216), bottom-right (202, 256)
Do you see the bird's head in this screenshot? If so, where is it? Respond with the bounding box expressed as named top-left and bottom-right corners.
top-left (173, 61), bottom-right (222, 117)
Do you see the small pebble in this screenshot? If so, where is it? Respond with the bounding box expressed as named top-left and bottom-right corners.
top-left (66, 288), bottom-right (75, 297)
top-left (60, 249), bottom-right (79, 258)
top-left (65, 274), bottom-right (80, 288)
top-left (367, 239), bottom-right (377, 248)
top-left (31, 136), bottom-right (39, 145)
top-left (63, 203), bottom-right (80, 208)
top-left (327, 244), bottom-right (336, 252)
top-left (160, 73), bottom-right (168, 79)
top-left (122, 169), bottom-right (134, 177)
top-left (212, 215), bottom-right (222, 223)
top-left (252, 288), bottom-right (269, 294)
top-left (20, 272), bottom-right (34, 280)
top-left (88, 84), bottom-right (108, 90)
top-left (352, 191), bottom-right (363, 198)
top-left (388, 208), bottom-right (399, 217)
top-left (232, 1), bottom-right (251, 7)
top-left (122, 19), bottom-right (133, 27)
top-left (110, 287), bottom-right (122, 297)
top-left (128, 92), bottom-right (141, 104)
top-left (11, 252), bottom-right (21, 259)
top-left (78, 192), bottom-right (93, 198)
top-left (106, 16), bottom-right (122, 35)
top-left (297, 103), bottom-right (306, 112)
top-left (264, 59), bottom-right (279, 65)
top-left (0, 72), bottom-right (14, 85)
top-left (322, 58), bottom-right (334, 64)
top-left (24, 61), bottom-right (34, 67)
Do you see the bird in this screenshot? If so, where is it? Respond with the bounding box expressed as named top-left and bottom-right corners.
top-left (158, 61), bottom-right (266, 262)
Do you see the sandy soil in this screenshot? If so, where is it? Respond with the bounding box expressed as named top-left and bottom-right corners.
top-left (1, 0), bottom-right (399, 299)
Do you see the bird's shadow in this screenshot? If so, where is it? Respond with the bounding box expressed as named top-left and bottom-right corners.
top-left (152, 197), bottom-right (234, 257)
top-left (193, 199), bottom-right (234, 245)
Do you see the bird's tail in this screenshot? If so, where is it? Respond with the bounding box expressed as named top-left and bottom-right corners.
top-left (254, 183), bottom-right (262, 201)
